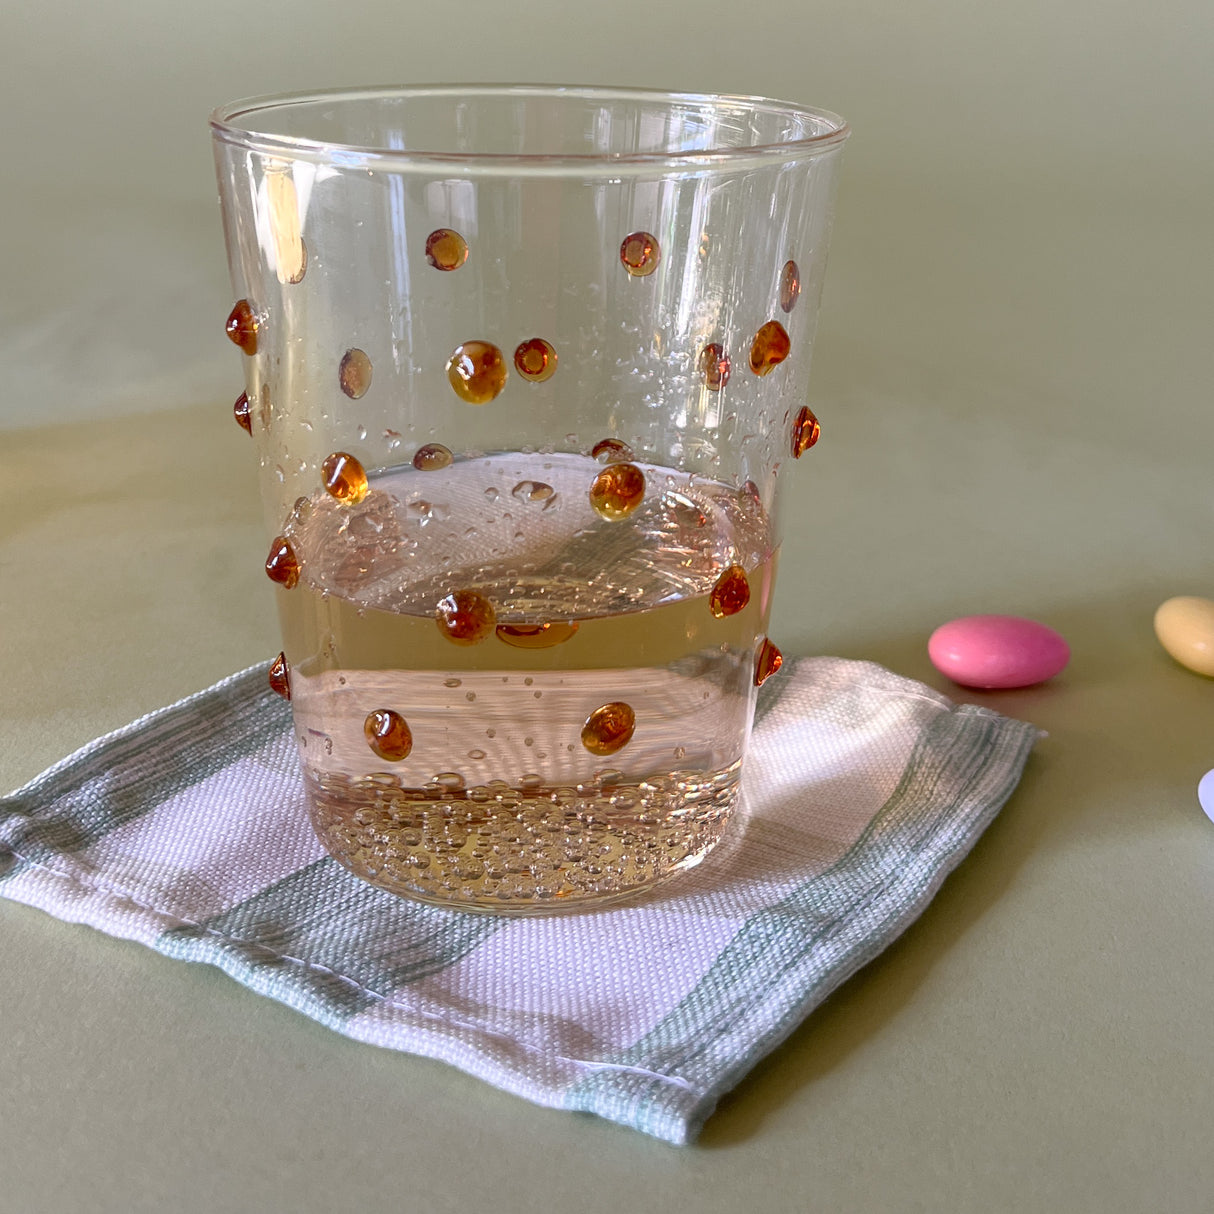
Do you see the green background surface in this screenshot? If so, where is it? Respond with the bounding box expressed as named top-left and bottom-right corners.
top-left (2, 1), bottom-right (1212, 1209)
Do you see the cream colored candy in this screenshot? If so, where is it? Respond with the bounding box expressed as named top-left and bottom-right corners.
top-left (1153, 596), bottom-right (1214, 676)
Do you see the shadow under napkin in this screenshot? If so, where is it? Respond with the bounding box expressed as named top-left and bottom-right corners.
top-left (0, 657), bottom-right (1036, 1145)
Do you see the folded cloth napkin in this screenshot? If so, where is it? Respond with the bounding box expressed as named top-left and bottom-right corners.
top-left (0, 656), bottom-right (1035, 1144)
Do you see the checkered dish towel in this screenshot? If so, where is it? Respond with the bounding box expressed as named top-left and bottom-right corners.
top-left (0, 657), bottom-right (1035, 1144)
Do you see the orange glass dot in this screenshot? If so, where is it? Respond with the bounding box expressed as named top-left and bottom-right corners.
top-left (268, 651), bottom-right (291, 700)
top-left (620, 231), bottom-right (660, 277)
top-left (755, 638), bottom-right (784, 686)
top-left (780, 260), bottom-right (801, 313)
top-left (709, 565), bottom-right (751, 618)
top-left (495, 622), bottom-right (580, 649)
top-left (265, 536), bottom-right (300, 589)
top-left (699, 342), bottom-right (731, 391)
top-left (749, 320), bottom-right (791, 376)
top-left (233, 391), bottom-right (252, 434)
top-left (791, 406), bottom-right (821, 457)
top-left (226, 299), bottom-right (258, 355)
top-left (321, 451), bottom-right (369, 504)
top-left (591, 438), bottom-right (634, 464)
top-left (364, 709), bottom-right (413, 761)
top-left (339, 348), bottom-right (373, 399)
top-left (425, 228), bottom-right (469, 271)
top-left (412, 443), bottom-right (453, 471)
top-left (589, 462), bottom-right (646, 521)
top-left (447, 341), bottom-right (507, 404)
top-left (514, 338), bottom-right (557, 382)
top-left (436, 589), bottom-right (496, 645)
top-left (581, 702), bottom-right (636, 756)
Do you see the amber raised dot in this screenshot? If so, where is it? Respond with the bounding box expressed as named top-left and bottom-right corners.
top-left (321, 451), bottom-right (369, 505)
top-left (709, 565), bottom-right (750, 618)
top-left (620, 231), bottom-right (660, 277)
top-left (699, 343), bottom-right (731, 392)
top-left (755, 638), bottom-right (784, 686)
top-left (589, 462), bottom-right (646, 521)
top-left (436, 589), bottom-right (496, 645)
top-left (268, 651), bottom-right (291, 700)
top-left (581, 702), bottom-right (636, 756)
top-left (780, 260), bottom-right (801, 313)
top-left (233, 391), bottom-right (252, 434)
top-left (265, 536), bottom-right (300, 589)
top-left (339, 348), bottom-right (373, 399)
top-left (591, 438), bottom-right (634, 464)
top-left (226, 300), bottom-right (258, 355)
top-left (412, 443), bottom-right (453, 471)
top-left (749, 320), bottom-right (791, 376)
top-left (447, 341), bottom-right (507, 404)
top-left (791, 406), bottom-right (821, 457)
top-left (364, 709), bottom-right (413, 761)
top-left (425, 228), bottom-right (469, 271)
top-left (513, 337), bottom-right (557, 382)
top-left (495, 622), bottom-right (580, 649)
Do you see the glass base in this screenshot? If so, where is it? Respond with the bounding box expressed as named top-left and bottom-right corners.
top-left (304, 767), bottom-right (739, 915)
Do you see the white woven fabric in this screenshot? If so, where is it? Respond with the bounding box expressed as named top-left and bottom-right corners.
top-left (0, 656), bottom-right (1036, 1143)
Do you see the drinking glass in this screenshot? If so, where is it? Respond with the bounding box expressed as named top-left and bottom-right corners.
top-left (211, 85), bottom-right (848, 913)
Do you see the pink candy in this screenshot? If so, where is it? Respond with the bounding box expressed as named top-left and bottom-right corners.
top-left (928, 614), bottom-right (1069, 689)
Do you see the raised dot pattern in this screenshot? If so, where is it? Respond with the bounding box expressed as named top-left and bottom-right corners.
top-left (225, 300), bottom-right (258, 355)
top-left (699, 343), bottom-right (731, 391)
top-left (755, 637), bottom-right (783, 686)
top-left (750, 321), bottom-right (790, 376)
top-left (620, 231), bottom-right (660, 277)
top-left (589, 462), bottom-right (646, 520)
top-left (268, 652), bottom-right (291, 699)
top-left (265, 536), bottom-right (300, 589)
top-left (495, 622), bottom-right (579, 649)
top-left (339, 349), bottom-right (373, 399)
top-left (581, 702), bottom-right (636, 756)
top-left (791, 406), bottom-right (821, 457)
top-left (321, 451), bottom-right (369, 504)
top-left (233, 391), bottom-right (252, 434)
top-left (425, 228), bottom-right (469, 271)
top-left (514, 338), bottom-right (557, 382)
top-left (709, 565), bottom-right (750, 618)
top-left (447, 341), bottom-right (507, 404)
top-left (412, 443), bottom-right (453, 471)
top-left (364, 709), bottom-right (413, 761)
top-left (436, 590), bottom-right (496, 645)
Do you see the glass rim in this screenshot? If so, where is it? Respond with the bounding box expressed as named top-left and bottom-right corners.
top-left (209, 83), bottom-right (849, 176)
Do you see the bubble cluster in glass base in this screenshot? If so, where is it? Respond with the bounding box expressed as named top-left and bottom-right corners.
top-left (305, 766), bottom-right (738, 912)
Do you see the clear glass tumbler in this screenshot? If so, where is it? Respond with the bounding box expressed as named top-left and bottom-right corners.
top-left (211, 86), bottom-right (848, 913)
